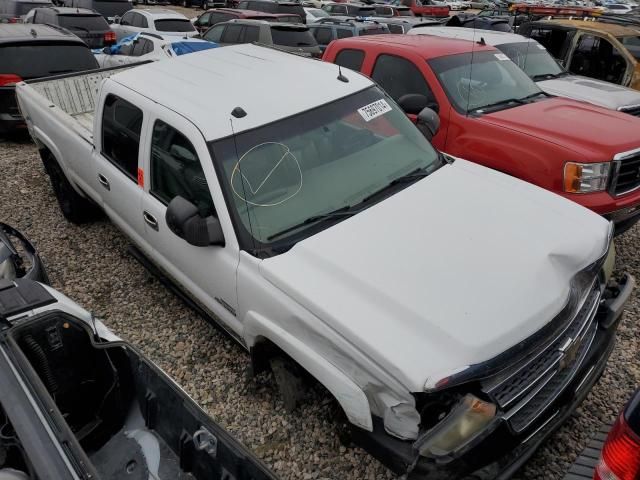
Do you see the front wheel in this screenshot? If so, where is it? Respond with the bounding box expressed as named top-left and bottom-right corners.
top-left (41, 152), bottom-right (102, 224)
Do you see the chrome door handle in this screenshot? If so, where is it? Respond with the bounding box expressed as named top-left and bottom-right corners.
top-left (143, 211), bottom-right (158, 231)
top-left (97, 173), bottom-right (110, 191)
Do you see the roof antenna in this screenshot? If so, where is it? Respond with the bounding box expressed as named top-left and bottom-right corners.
top-left (337, 65), bottom-right (349, 83)
top-left (477, 36), bottom-right (485, 46)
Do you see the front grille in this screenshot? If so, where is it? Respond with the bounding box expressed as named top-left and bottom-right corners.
top-left (611, 151), bottom-right (640, 196)
top-left (485, 284), bottom-right (601, 433)
top-left (619, 105), bottom-right (640, 117)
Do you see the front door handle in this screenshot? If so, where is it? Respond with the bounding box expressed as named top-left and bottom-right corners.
top-left (143, 211), bottom-right (158, 231)
top-left (97, 173), bottom-right (110, 191)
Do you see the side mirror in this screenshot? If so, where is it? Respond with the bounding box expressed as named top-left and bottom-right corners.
top-left (416, 107), bottom-right (440, 141)
top-left (397, 93), bottom-right (439, 115)
top-left (166, 196), bottom-right (224, 247)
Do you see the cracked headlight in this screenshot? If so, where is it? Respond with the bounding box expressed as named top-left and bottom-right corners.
top-left (564, 162), bottom-right (611, 193)
top-left (415, 394), bottom-right (496, 457)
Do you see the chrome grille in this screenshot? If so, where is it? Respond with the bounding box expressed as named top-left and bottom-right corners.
top-left (486, 284), bottom-right (601, 433)
top-left (611, 150), bottom-right (640, 197)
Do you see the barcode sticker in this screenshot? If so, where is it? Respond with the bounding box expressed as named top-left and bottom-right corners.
top-left (358, 99), bottom-right (392, 122)
top-left (494, 53), bottom-right (510, 61)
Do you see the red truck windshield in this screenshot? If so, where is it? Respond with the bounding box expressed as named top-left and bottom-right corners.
top-left (429, 50), bottom-right (543, 113)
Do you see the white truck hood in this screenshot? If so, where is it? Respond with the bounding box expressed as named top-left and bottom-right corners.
top-left (539, 74), bottom-right (640, 111)
top-left (259, 159), bottom-right (610, 393)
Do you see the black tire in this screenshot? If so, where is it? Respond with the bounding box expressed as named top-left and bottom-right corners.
top-left (41, 151), bottom-right (102, 224)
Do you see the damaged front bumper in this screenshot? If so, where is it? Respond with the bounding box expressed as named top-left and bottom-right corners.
top-left (0, 223), bottom-right (49, 284)
top-left (350, 274), bottom-right (634, 479)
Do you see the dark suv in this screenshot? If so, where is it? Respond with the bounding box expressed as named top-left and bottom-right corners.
top-left (236, 0), bottom-right (306, 23)
top-left (24, 7), bottom-right (114, 48)
top-left (308, 17), bottom-right (389, 52)
top-left (0, 24), bottom-right (98, 136)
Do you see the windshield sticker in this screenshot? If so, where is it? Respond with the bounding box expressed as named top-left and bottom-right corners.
top-left (357, 99), bottom-right (392, 122)
top-left (494, 53), bottom-right (510, 61)
top-left (230, 142), bottom-right (303, 207)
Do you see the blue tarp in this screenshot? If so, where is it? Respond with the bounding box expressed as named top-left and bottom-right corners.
top-left (171, 40), bottom-right (218, 56)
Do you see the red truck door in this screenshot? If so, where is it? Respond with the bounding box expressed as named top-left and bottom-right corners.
top-left (354, 48), bottom-right (450, 149)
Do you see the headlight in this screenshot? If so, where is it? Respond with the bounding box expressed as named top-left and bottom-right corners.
top-left (564, 162), bottom-right (611, 193)
top-left (415, 394), bottom-right (496, 457)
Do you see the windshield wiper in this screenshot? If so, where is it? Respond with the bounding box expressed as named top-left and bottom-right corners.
top-left (359, 166), bottom-right (432, 205)
top-left (472, 97), bottom-right (527, 112)
top-left (531, 71), bottom-right (570, 81)
top-left (267, 205), bottom-right (357, 241)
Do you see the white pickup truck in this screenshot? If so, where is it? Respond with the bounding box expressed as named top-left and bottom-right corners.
top-left (16, 44), bottom-right (634, 478)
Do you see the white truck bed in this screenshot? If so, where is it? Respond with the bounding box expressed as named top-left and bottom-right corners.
top-left (19, 65), bottom-right (136, 145)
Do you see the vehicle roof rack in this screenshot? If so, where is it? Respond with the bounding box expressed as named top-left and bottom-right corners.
top-left (315, 16), bottom-right (378, 25)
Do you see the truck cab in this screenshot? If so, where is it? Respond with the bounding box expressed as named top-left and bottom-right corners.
top-left (323, 34), bottom-right (640, 233)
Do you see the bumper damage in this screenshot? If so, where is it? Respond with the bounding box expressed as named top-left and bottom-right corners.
top-left (350, 274), bottom-right (634, 479)
top-left (0, 223), bottom-right (49, 284)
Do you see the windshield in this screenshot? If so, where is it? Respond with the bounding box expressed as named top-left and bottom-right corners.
top-left (429, 50), bottom-right (542, 113)
top-left (0, 42), bottom-right (98, 79)
top-left (270, 26), bottom-right (316, 46)
top-left (619, 36), bottom-right (640, 60)
top-left (154, 18), bottom-right (195, 32)
top-left (58, 14), bottom-right (109, 30)
top-left (497, 41), bottom-right (564, 79)
top-left (208, 87), bottom-right (441, 251)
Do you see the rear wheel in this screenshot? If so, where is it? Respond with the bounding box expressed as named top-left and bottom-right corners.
top-left (41, 151), bottom-right (102, 224)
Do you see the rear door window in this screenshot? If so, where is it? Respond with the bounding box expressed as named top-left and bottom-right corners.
top-left (312, 26), bottom-right (333, 44)
top-left (334, 48), bottom-right (365, 71)
top-left (154, 19), bottom-right (195, 32)
top-left (0, 43), bottom-right (98, 79)
top-left (101, 95), bottom-right (143, 181)
top-left (244, 25), bottom-right (260, 42)
top-left (336, 28), bottom-right (353, 39)
top-left (221, 24), bottom-right (244, 43)
top-left (270, 26), bottom-right (316, 46)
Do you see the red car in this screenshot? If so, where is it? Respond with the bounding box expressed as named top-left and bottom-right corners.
top-left (191, 8), bottom-right (299, 33)
top-left (324, 35), bottom-right (640, 233)
top-left (392, 0), bottom-right (450, 17)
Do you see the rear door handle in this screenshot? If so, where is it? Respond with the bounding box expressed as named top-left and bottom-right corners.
top-left (143, 211), bottom-right (158, 231)
top-left (97, 173), bottom-right (110, 191)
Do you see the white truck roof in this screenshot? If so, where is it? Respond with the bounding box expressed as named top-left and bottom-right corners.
top-left (110, 44), bottom-right (372, 140)
top-left (408, 26), bottom-right (533, 46)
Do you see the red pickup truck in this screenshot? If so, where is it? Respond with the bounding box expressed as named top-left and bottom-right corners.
top-left (324, 35), bottom-right (640, 233)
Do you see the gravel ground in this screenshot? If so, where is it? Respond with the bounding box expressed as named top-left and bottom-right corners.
top-left (1, 135), bottom-right (639, 478)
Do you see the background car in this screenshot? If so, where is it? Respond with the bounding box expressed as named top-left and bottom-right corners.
top-left (322, 1), bottom-right (376, 16)
top-left (192, 8), bottom-right (299, 32)
top-left (605, 2), bottom-right (634, 12)
top-left (236, 0), bottom-right (307, 22)
top-left (372, 4), bottom-right (415, 16)
top-left (369, 16), bottom-right (441, 33)
top-left (23, 7), bottom-right (115, 48)
top-left (111, 8), bottom-right (197, 40)
top-left (0, 0), bottom-right (52, 22)
top-left (304, 6), bottom-right (330, 21)
top-left (93, 31), bottom-right (217, 67)
top-left (202, 18), bottom-right (320, 55)
top-left (309, 16), bottom-right (389, 51)
top-left (0, 23), bottom-right (98, 136)
top-left (58, 0), bottom-right (133, 22)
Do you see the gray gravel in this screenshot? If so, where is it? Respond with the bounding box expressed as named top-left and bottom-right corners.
top-left (1, 136), bottom-right (639, 480)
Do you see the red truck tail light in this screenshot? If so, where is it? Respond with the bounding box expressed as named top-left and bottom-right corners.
top-left (104, 30), bottom-right (116, 45)
top-left (594, 413), bottom-right (640, 480)
top-left (8, 17), bottom-right (20, 23)
top-left (0, 74), bottom-right (22, 87)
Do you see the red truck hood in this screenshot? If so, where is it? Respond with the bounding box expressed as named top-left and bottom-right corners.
top-left (478, 97), bottom-right (640, 161)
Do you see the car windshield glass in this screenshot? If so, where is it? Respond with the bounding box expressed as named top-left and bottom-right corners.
top-left (619, 36), bottom-right (640, 60)
top-left (15, 2), bottom-right (50, 15)
top-left (429, 50), bottom-right (542, 113)
top-left (0, 43), bottom-right (98, 79)
top-left (497, 41), bottom-right (563, 79)
top-left (208, 86), bottom-right (441, 250)
top-left (154, 18), bottom-right (195, 32)
top-left (270, 26), bottom-right (316, 46)
top-left (58, 15), bottom-right (109, 30)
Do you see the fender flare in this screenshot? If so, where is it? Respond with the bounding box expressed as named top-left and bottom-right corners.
top-left (34, 129), bottom-right (86, 198)
top-left (244, 311), bottom-right (374, 432)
